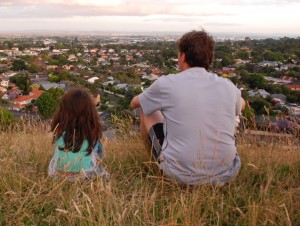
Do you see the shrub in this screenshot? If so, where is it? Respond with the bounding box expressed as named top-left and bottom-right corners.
top-left (0, 108), bottom-right (15, 127)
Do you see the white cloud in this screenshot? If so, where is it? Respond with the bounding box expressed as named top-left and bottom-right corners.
top-left (0, 0), bottom-right (299, 34)
top-left (46, 0), bottom-right (122, 6)
top-left (0, 0), bottom-right (299, 18)
top-left (0, 0), bottom-right (237, 18)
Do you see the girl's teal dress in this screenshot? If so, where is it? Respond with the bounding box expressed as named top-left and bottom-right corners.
top-left (48, 135), bottom-right (109, 180)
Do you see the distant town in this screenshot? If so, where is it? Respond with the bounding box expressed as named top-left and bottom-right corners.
top-left (0, 33), bottom-right (299, 133)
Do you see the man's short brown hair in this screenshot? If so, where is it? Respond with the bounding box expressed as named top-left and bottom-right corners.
top-left (177, 30), bottom-right (214, 70)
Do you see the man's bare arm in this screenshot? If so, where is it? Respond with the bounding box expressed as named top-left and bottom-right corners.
top-left (130, 96), bottom-right (141, 109)
top-left (241, 98), bottom-right (246, 111)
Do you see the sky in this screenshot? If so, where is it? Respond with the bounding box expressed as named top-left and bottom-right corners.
top-left (0, 0), bottom-right (300, 36)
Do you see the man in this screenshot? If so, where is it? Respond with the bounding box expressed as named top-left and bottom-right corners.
top-left (131, 30), bottom-right (246, 186)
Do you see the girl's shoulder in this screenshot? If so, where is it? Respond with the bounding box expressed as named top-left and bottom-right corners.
top-left (55, 135), bottom-right (65, 146)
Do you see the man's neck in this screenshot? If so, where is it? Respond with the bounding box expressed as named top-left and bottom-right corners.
top-left (181, 63), bottom-right (191, 71)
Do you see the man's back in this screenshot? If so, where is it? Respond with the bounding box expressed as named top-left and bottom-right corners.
top-left (139, 67), bottom-right (242, 185)
top-left (132, 30), bottom-right (244, 186)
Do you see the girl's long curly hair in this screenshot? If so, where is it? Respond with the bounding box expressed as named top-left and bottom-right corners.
top-left (51, 88), bottom-right (102, 155)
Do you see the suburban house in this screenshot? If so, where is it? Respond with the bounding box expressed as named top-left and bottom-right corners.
top-left (287, 105), bottom-right (300, 116)
top-left (52, 49), bottom-right (61, 55)
top-left (115, 83), bottom-right (128, 90)
top-left (87, 77), bottom-right (99, 84)
top-left (37, 81), bottom-right (66, 90)
top-left (12, 90), bottom-right (44, 111)
top-left (1, 80), bottom-right (9, 87)
top-left (68, 54), bottom-right (77, 62)
top-left (0, 64), bottom-right (8, 72)
top-left (265, 76), bottom-right (292, 85)
top-left (126, 54), bottom-right (133, 61)
top-left (234, 59), bottom-right (250, 65)
top-left (285, 84), bottom-right (300, 91)
top-left (280, 76), bottom-right (297, 82)
top-left (271, 94), bottom-right (287, 105)
top-left (142, 74), bottom-right (159, 81)
top-left (91, 93), bottom-right (101, 106)
top-left (248, 89), bottom-right (270, 98)
top-left (150, 67), bottom-right (162, 76)
top-left (47, 65), bottom-right (58, 70)
top-left (258, 61), bottom-right (281, 67)
top-left (102, 81), bottom-right (114, 86)
top-left (0, 86), bottom-right (7, 93)
top-left (216, 68), bottom-right (237, 78)
top-left (6, 87), bottom-right (21, 100)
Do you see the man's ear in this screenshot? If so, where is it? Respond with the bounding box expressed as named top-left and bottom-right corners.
top-left (181, 52), bottom-right (186, 62)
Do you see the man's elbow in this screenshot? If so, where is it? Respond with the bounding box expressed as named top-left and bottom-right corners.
top-left (130, 101), bottom-right (135, 109)
top-left (130, 100), bottom-right (135, 109)
top-left (241, 98), bottom-right (246, 111)
top-left (130, 96), bottom-right (140, 109)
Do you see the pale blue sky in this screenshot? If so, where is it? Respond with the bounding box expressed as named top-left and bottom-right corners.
top-left (0, 0), bottom-right (299, 35)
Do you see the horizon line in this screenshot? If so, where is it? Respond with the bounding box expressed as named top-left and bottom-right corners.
top-left (0, 30), bottom-right (299, 38)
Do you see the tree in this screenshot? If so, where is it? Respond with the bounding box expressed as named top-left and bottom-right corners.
top-left (12, 59), bottom-right (27, 71)
top-left (36, 88), bottom-right (64, 118)
top-left (229, 76), bottom-right (239, 85)
top-left (250, 98), bottom-right (270, 115)
top-left (263, 50), bottom-right (284, 62)
top-left (28, 62), bottom-right (40, 74)
top-left (286, 94), bottom-right (297, 103)
top-left (215, 45), bottom-right (233, 54)
top-left (39, 84), bottom-right (46, 91)
top-left (236, 50), bottom-right (249, 60)
top-left (4, 41), bottom-right (13, 49)
top-left (0, 97), bottom-right (10, 105)
top-left (60, 70), bottom-right (70, 80)
top-left (0, 108), bottom-right (15, 127)
top-left (47, 87), bottom-right (64, 101)
top-left (242, 104), bottom-right (255, 126)
top-left (48, 75), bottom-right (60, 83)
top-left (56, 55), bottom-right (68, 66)
top-left (36, 92), bottom-right (57, 118)
top-left (9, 74), bottom-right (31, 94)
top-left (134, 87), bottom-right (143, 95)
top-left (246, 73), bottom-right (268, 89)
top-left (30, 84), bottom-right (40, 90)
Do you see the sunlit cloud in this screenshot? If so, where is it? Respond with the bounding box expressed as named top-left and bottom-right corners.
top-left (204, 22), bottom-right (242, 26)
top-left (0, 0), bottom-right (299, 34)
top-left (0, 1), bottom-right (237, 18)
top-left (46, 0), bottom-right (122, 6)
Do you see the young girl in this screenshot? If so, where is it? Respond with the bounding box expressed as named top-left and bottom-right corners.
top-left (48, 88), bottom-right (109, 180)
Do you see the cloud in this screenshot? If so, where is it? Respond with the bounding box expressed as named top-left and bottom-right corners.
top-left (0, 0), bottom-right (299, 34)
top-left (0, 1), bottom-right (13, 6)
top-left (0, 0), bottom-right (237, 18)
top-left (144, 17), bottom-right (201, 23)
top-left (213, 0), bottom-right (300, 5)
top-left (1, 0), bottom-right (299, 7)
top-left (143, 14), bottom-right (239, 23)
top-left (204, 22), bottom-right (242, 26)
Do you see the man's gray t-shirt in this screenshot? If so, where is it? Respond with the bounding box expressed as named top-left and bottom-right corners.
top-left (139, 67), bottom-right (242, 185)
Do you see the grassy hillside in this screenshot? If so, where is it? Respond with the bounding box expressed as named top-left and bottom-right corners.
top-left (0, 124), bottom-right (299, 225)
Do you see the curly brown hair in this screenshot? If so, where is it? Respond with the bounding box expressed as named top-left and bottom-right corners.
top-left (177, 30), bottom-right (214, 70)
top-left (51, 88), bottom-right (102, 155)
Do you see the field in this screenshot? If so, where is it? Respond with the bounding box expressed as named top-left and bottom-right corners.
top-left (0, 123), bottom-right (299, 225)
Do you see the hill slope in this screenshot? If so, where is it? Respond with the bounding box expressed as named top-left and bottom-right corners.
top-left (0, 127), bottom-right (299, 225)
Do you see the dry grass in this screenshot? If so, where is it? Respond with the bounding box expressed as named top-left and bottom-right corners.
top-left (0, 123), bottom-right (299, 225)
